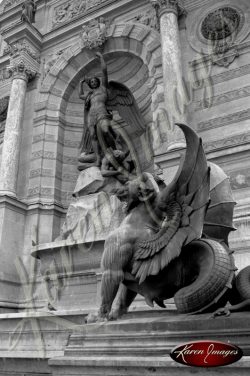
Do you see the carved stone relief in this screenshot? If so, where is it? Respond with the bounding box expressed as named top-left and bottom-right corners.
top-left (187, 0), bottom-right (250, 69)
top-left (41, 48), bottom-right (67, 82)
top-left (0, 68), bottom-right (12, 81)
top-left (126, 8), bottom-right (159, 31)
top-left (200, 7), bottom-right (242, 67)
top-left (80, 18), bottom-right (108, 49)
top-left (4, 39), bottom-right (40, 63)
top-left (52, 0), bottom-right (109, 28)
top-left (0, 0), bottom-right (23, 14)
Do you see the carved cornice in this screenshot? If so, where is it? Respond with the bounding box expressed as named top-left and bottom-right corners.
top-left (150, 0), bottom-right (186, 18)
top-left (4, 39), bottom-right (40, 63)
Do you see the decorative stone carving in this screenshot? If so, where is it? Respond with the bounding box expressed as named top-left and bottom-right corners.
top-left (201, 7), bottom-right (241, 41)
top-left (211, 48), bottom-right (239, 68)
top-left (128, 8), bottom-right (159, 31)
top-left (151, 0), bottom-right (186, 18)
top-left (200, 7), bottom-right (242, 68)
top-left (0, 96), bottom-right (9, 122)
top-left (21, 0), bottom-right (37, 24)
top-left (80, 18), bottom-right (108, 50)
top-left (4, 40), bottom-right (40, 63)
top-left (52, 0), bottom-right (107, 28)
top-left (0, 0), bottom-right (23, 14)
top-left (8, 60), bottom-right (37, 81)
top-left (0, 68), bottom-right (12, 81)
top-left (41, 48), bottom-right (66, 82)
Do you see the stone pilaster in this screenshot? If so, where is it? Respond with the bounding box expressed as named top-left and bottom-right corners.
top-left (151, 0), bottom-right (186, 150)
top-left (0, 61), bottom-right (37, 197)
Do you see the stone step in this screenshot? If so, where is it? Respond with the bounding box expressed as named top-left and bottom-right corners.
top-left (64, 312), bottom-right (250, 357)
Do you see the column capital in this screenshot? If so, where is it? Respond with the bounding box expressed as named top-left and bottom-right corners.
top-left (4, 38), bottom-right (40, 82)
top-left (8, 60), bottom-right (37, 82)
top-left (150, 0), bottom-right (186, 18)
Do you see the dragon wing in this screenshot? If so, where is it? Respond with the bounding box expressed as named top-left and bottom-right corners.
top-left (132, 123), bottom-right (211, 284)
top-left (107, 81), bottom-right (146, 136)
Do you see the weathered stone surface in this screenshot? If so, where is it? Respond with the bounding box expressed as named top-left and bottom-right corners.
top-left (0, 77), bottom-right (27, 196)
top-left (160, 12), bottom-right (186, 148)
top-left (58, 192), bottom-right (125, 243)
top-left (49, 312), bottom-right (250, 375)
top-left (73, 167), bottom-right (104, 197)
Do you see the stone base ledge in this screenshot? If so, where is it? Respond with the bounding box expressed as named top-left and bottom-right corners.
top-left (49, 356), bottom-right (250, 376)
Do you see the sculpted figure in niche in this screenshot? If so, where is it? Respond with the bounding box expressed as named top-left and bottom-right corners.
top-left (78, 52), bottom-right (145, 170)
top-left (101, 149), bottom-right (135, 184)
top-left (21, 0), bottom-right (37, 24)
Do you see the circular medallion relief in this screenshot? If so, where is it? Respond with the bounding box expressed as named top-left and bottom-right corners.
top-left (201, 7), bottom-right (241, 41)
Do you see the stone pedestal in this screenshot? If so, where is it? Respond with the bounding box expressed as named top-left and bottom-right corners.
top-left (49, 312), bottom-right (250, 375)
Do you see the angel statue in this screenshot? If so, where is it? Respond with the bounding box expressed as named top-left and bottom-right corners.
top-left (87, 123), bottom-right (212, 322)
top-left (78, 52), bottom-right (145, 170)
top-left (21, 0), bottom-right (37, 24)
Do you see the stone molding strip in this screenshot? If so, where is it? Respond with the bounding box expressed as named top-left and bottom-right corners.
top-left (198, 108), bottom-right (250, 131)
top-left (195, 85), bottom-right (250, 111)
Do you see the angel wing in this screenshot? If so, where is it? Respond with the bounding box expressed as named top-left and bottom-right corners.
top-left (107, 81), bottom-right (146, 135)
top-left (132, 123), bottom-right (211, 284)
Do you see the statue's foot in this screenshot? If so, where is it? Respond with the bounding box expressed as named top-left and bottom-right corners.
top-left (108, 308), bottom-right (127, 321)
top-left (86, 312), bottom-right (109, 324)
top-left (212, 307), bottom-right (231, 318)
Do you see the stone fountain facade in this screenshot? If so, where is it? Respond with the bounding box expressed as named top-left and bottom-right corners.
top-left (0, 0), bottom-right (250, 375)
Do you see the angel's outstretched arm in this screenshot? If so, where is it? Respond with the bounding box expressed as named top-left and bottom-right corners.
top-left (96, 52), bottom-right (108, 88)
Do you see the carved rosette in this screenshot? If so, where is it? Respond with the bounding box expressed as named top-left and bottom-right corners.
top-left (151, 0), bottom-right (186, 18)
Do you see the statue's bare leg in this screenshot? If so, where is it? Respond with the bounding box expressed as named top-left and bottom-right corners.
top-left (91, 138), bottom-right (102, 167)
top-left (109, 284), bottom-right (137, 320)
top-left (97, 120), bottom-right (116, 152)
top-left (99, 238), bottom-right (133, 320)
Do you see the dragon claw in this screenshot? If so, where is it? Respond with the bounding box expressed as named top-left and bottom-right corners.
top-left (212, 307), bottom-right (231, 319)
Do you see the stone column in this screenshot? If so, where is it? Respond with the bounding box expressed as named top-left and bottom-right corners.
top-left (151, 0), bottom-right (186, 149)
top-left (0, 62), bottom-right (36, 197)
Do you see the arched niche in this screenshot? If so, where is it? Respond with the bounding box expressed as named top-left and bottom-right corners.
top-left (32, 23), bottom-right (163, 205)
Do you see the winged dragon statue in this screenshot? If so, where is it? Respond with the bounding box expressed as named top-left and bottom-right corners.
top-left (86, 123), bottom-right (250, 322)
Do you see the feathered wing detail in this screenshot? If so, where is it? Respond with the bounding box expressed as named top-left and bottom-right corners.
top-left (132, 123), bottom-right (211, 284)
top-left (107, 81), bottom-right (146, 135)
